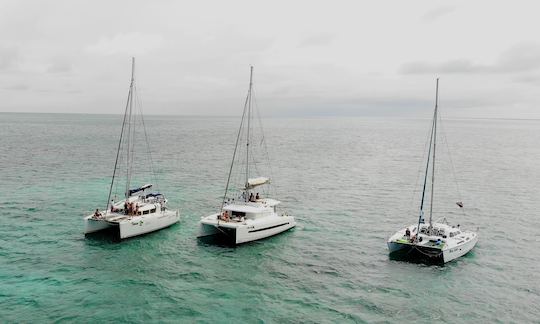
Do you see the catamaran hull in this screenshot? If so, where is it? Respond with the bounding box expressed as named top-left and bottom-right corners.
top-left (84, 216), bottom-right (112, 234)
top-left (442, 235), bottom-right (478, 263)
top-left (388, 236), bottom-right (478, 264)
top-left (387, 242), bottom-right (445, 264)
top-left (119, 210), bottom-right (179, 239)
top-left (236, 217), bottom-right (295, 244)
top-left (198, 215), bottom-right (296, 244)
top-left (84, 211), bottom-right (180, 239)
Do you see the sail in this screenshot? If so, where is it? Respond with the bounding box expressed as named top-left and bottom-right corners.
top-left (245, 177), bottom-right (270, 189)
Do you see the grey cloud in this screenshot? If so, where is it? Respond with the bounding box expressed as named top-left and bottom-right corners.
top-left (514, 74), bottom-right (540, 85)
top-left (421, 6), bottom-right (456, 22)
top-left (400, 43), bottom-right (540, 75)
top-left (299, 33), bottom-right (335, 47)
top-left (400, 59), bottom-right (487, 74)
top-left (5, 84), bottom-right (30, 91)
top-left (0, 46), bottom-right (20, 70)
top-left (47, 61), bottom-right (72, 73)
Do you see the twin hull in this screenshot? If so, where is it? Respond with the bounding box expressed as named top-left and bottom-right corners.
top-left (199, 214), bottom-right (296, 244)
top-left (387, 235), bottom-right (478, 264)
top-left (84, 210), bottom-right (179, 239)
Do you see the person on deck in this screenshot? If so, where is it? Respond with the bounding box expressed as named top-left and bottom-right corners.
top-left (255, 193), bottom-right (260, 200)
top-left (124, 201), bottom-right (128, 215)
top-left (249, 193), bottom-right (254, 202)
top-left (405, 228), bottom-right (411, 237)
top-left (94, 209), bottom-right (101, 218)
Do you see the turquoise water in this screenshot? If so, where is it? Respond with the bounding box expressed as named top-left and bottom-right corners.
top-left (1, 113), bottom-right (539, 323)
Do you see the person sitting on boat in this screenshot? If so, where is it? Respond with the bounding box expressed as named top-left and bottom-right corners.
top-left (405, 228), bottom-right (411, 238)
top-left (249, 193), bottom-right (255, 202)
top-left (124, 201), bottom-right (128, 215)
top-left (255, 192), bottom-right (260, 200)
top-left (94, 209), bottom-right (102, 218)
top-left (134, 203), bottom-right (139, 215)
top-left (220, 211), bottom-right (229, 222)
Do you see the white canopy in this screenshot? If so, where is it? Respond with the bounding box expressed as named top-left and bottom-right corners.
top-left (245, 177), bottom-right (270, 189)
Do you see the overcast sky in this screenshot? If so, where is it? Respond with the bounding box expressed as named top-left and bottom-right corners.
top-left (1, 0), bottom-right (539, 118)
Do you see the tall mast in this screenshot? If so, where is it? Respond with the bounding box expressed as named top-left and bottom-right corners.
top-left (417, 113), bottom-right (435, 230)
top-left (220, 67), bottom-right (251, 208)
top-left (245, 66), bottom-right (253, 193)
top-left (105, 58), bottom-right (134, 210)
top-left (125, 57), bottom-right (135, 198)
top-left (428, 78), bottom-right (439, 233)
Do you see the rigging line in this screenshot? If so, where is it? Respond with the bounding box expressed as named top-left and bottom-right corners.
top-left (105, 80), bottom-right (132, 211)
top-left (438, 111), bottom-right (466, 217)
top-left (220, 77), bottom-right (250, 210)
top-left (428, 78), bottom-right (440, 232)
top-left (416, 97), bottom-right (437, 236)
top-left (129, 97), bottom-right (137, 192)
top-left (408, 117), bottom-right (437, 211)
top-left (125, 59), bottom-right (136, 199)
top-left (252, 88), bottom-right (277, 198)
top-left (246, 66), bottom-right (253, 192)
top-left (134, 84), bottom-right (161, 195)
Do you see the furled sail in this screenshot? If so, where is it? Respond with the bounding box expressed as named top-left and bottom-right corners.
top-left (245, 177), bottom-right (270, 189)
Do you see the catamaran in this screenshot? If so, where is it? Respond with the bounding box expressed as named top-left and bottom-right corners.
top-left (84, 58), bottom-right (179, 239)
top-left (198, 67), bottom-right (296, 244)
top-left (387, 79), bottom-right (478, 264)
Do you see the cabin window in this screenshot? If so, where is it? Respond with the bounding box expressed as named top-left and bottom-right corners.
top-left (143, 210), bottom-right (149, 215)
top-left (232, 211), bottom-right (246, 218)
top-left (150, 208), bottom-right (156, 213)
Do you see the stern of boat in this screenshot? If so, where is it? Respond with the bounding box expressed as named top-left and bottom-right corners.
top-left (443, 232), bottom-right (478, 263)
top-left (198, 214), bottom-right (222, 238)
top-left (84, 214), bottom-right (112, 234)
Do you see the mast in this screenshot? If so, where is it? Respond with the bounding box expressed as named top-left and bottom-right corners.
top-left (125, 57), bottom-right (135, 198)
top-left (220, 67), bottom-right (251, 208)
top-left (105, 58), bottom-right (134, 210)
top-left (428, 78), bottom-right (439, 233)
top-left (245, 66), bottom-right (253, 194)
top-left (417, 114), bottom-right (434, 230)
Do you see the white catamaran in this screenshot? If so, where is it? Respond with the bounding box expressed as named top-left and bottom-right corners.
top-left (198, 67), bottom-right (296, 244)
top-left (387, 79), bottom-right (478, 264)
top-left (84, 58), bottom-right (179, 239)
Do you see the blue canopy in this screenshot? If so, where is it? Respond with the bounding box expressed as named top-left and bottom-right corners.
top-left (128, 184), bottom-right (153, 196)
top-left (145, 192), bottom-right (163, 199)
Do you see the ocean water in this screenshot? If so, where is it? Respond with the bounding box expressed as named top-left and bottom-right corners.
top-left (0, 112), bottom-right (539, 323)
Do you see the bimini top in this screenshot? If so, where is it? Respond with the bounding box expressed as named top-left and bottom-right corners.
top-left (245, 177), bottom-right (270, 189)
top-left (129, 184), bottom-right (153, 196)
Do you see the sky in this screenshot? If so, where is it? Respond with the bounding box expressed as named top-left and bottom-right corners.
top-left (1, 0), bottom-right (539, 118)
